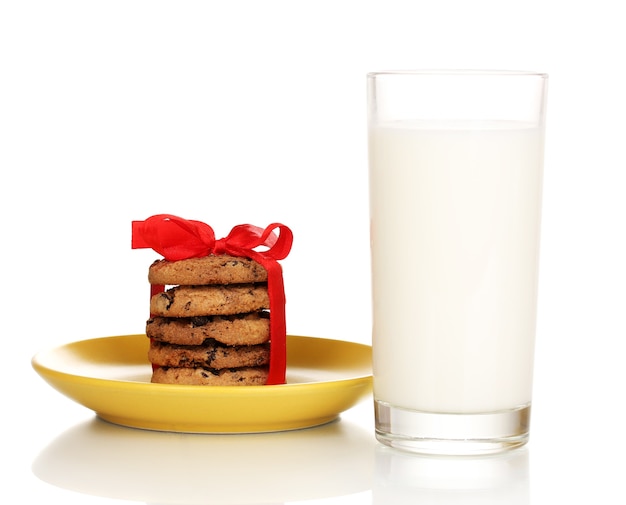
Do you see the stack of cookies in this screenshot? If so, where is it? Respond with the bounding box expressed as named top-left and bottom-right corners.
top-left (145, 254), bottom-right (272, 385)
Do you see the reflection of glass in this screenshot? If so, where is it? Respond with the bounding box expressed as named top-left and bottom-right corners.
top-left (33, 418), bottom-right (375, 505)
top-left (373, 445), bottom-right (529, 504)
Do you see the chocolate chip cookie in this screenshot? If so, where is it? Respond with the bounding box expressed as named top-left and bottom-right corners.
top-left (148, 254), bottom-right (267, 286)
top-left (146, 312), bottom-right (270, 346)
top-left (149, 284), bottom-right (270, 318)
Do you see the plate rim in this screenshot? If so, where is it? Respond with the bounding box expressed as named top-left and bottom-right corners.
top-left (32, 333), bottom-right (373, 391)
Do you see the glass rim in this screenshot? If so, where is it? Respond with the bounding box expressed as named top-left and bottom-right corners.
top-left (367, 69), bottom-right (548, 79)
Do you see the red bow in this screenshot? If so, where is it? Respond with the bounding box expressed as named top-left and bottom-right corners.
top-left (132, 214), bottom-right (293, 385)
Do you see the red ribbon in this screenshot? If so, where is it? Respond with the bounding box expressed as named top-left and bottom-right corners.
top-left (132, 214), bottom-right (293, 385)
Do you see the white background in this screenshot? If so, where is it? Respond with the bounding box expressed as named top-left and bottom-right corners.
top-left (1, 1), bottom-right (625, 503)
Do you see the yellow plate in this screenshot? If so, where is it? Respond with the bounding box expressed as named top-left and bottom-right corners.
top-left (32, 334), bottom-right (372, 433)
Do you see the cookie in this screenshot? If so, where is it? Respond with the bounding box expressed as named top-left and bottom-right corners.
top-left (146, 312), bottom-right (270, 346)
top-left (149, 340), bottom-right (270, 369)
top-left (151, 366), bottom-right (269, 386)
top-left (150, 284), bottom-right (269, 317)
top-left (148, 254), bottom-right (267, 286)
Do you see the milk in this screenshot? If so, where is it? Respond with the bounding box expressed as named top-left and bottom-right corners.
top-left (369, 121), bottom-right (544, 414)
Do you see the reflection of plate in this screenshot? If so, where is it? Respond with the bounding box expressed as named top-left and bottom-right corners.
top-left (32, 334), bottom-right (372, 433)
top-left (33, 417), bottom-right (375, 505)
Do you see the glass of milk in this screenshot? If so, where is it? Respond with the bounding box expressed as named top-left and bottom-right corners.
top-left (367, 70), bottom-right (548, 455)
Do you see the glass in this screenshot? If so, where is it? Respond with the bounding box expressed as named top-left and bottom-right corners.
top-left (367, 70), bottom-right (548, 455)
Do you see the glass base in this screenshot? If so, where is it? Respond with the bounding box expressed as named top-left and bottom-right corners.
top-left (375, 400), bottom-right (531, 456)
